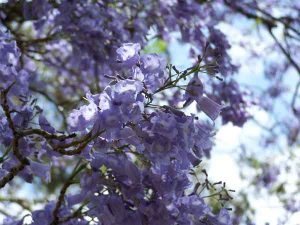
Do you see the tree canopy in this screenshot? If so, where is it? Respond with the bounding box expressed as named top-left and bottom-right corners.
top-left (0, 1), bottom-right (300, 224)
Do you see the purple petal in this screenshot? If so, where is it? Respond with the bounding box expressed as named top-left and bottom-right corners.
top-left (197, 96), bottom-right (222, 120)
top-left (38, 114), bottom-right (55, 134)
top-left (30, 161), bottom-right (51, 183)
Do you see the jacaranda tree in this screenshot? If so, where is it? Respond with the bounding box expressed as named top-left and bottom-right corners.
top-left (0, 0), bottom-right (300, 224)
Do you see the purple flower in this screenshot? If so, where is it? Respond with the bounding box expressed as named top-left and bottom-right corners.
top-left (197, 96), bottom-right (223, 121)
top-left (31, 202), bottom-right (55, 225)
top-left (68, 94), bottom-right (98, 132)
top-left (285, 199), bottom-right (300, 213)
top-left (212, 80), bottom-right (252, 126)
top-left (39, 114), bottom-right (56, 134)
top-left (184, 74), bottom-right (204, 106)
top-left (3, 217), bottom-right (24, 225)
top-left (29, 161), bottom-right (51, 183)
top-left (88, 195), bottom-right (143, 225)
top-left (65, 193), bottom-right (86, 206)
top-left (139, 54), bottom-right (167, 93)
top-left (116, 43), bottom-right (141, 67)
top-left (258, 165), bottom-right (280, 188)
top-left (112, 79), bottom-right (143, 104)
top-left (184, 74), bottom-right (222, 120)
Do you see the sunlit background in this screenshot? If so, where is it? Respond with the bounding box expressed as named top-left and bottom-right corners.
top-left (168, 18), bottom-right (300, 224)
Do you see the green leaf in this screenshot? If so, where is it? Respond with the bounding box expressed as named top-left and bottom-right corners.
top-left (272, 183), bottom-right (285, 194)
top-left (255, 17), bottom-right (263, 25)
top-left (100, 164), bottom-right (107, 174)
top-left (247, 157), bottom-right (261, 169)
top-left (143, 38), bottom-right (167, 54)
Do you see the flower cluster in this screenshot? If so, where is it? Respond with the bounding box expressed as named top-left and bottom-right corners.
top-left (210, 80), bottom-right (253, 127)
top-left (0, 0), bottom-right (237, 104)
top-left (0, 41), bottom-right (231, 224)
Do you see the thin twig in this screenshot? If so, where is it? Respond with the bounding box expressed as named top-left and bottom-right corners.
top-left (50, 163), bottom-right (87, 225)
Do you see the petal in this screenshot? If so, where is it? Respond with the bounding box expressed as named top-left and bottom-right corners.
top-left (30, 161), bottom-right (51, 183)
top-left (197, 96), bottom-right (222, 120)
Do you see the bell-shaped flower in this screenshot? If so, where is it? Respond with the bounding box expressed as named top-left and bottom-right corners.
top-left (184, 74), bottom-right (222, 120)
